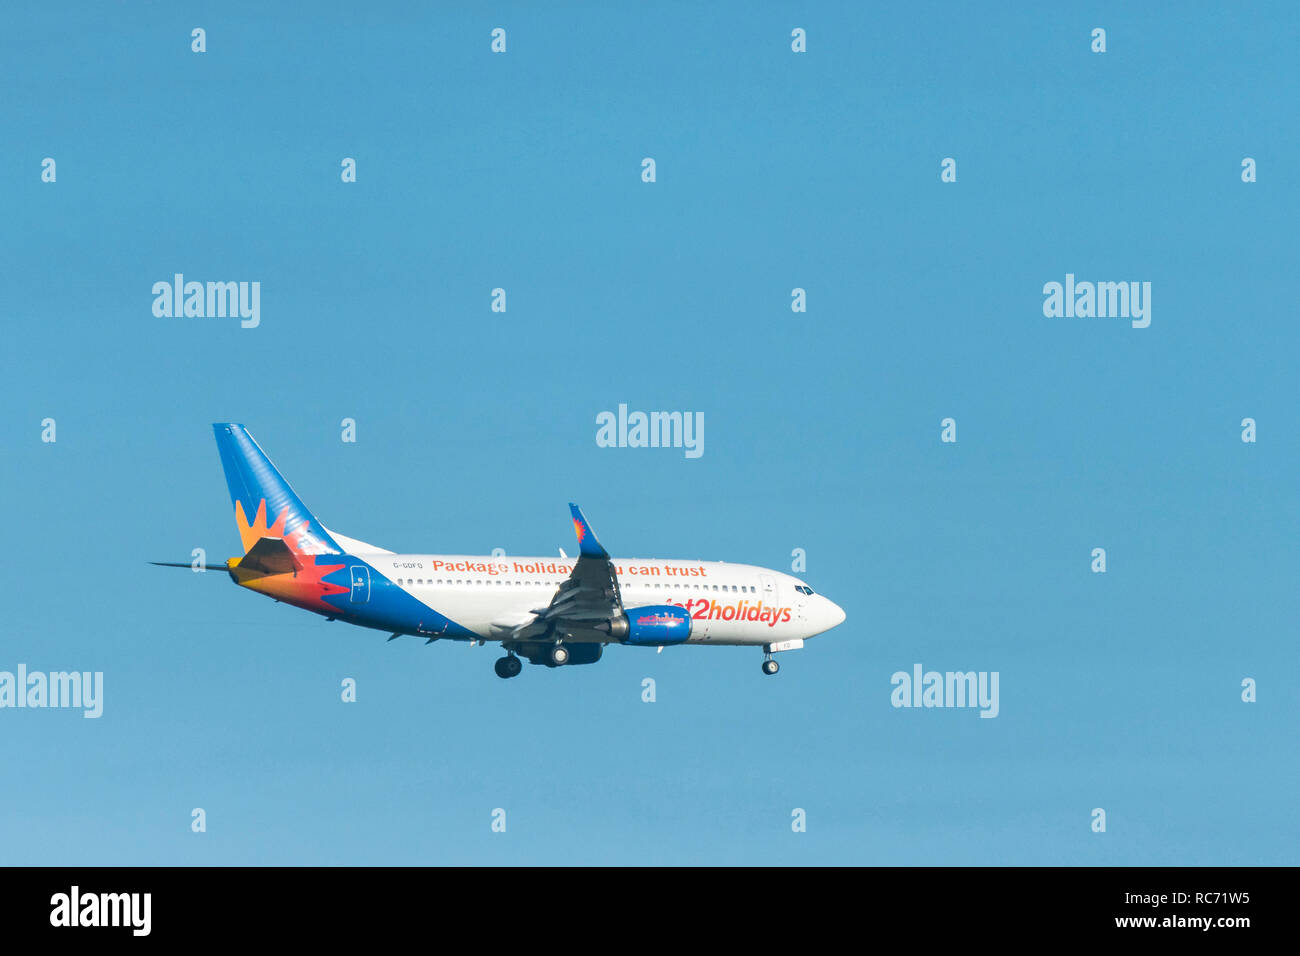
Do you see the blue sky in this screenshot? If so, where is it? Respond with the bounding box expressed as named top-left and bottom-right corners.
top-left (1, 1), bottom-right (1296, 864)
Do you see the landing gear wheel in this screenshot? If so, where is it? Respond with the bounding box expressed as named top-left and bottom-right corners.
top-left (550, 644), bottom-right (570, 666)
top-left (495, 656), bottom-right (523, 679)
top-left (762, 658), bottom-right (780, 676)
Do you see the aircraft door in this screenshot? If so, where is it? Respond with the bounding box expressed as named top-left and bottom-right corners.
top-left (760, 573), bottom-right (789, 623)
top-left (349, 565), bottom-right (371, 604)
top-left (793, 580), bottom-right (809, 621)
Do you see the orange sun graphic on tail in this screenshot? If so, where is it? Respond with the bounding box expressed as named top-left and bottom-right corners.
top-left (234, 499), bottom-right (325, 554)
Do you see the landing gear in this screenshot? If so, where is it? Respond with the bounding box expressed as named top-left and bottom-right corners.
top-left (761, 656), bottom-right (780, 676)
top-left (494, 655), bottom-right (523, 679)
top-left (549, 644), bottom-right (570, 666)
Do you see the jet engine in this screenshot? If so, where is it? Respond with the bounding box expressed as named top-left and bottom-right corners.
top-left (600, 605), bottom-right (692, 646)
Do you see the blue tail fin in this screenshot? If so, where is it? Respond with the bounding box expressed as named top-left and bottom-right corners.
top-left (212, 424), bottom-right (341, 556)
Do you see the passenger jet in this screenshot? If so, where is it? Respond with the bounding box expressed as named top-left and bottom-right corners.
top-left (154, 425), bottom-right (846, 677)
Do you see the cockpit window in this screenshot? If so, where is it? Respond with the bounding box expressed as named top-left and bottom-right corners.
top-left (793, 585), bottom-right (816, 595)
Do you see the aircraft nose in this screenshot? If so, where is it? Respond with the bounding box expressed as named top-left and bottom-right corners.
top-left (828, 599), bottom-right (846, 628)
top-left (816, 596), bottom-right (845, 633)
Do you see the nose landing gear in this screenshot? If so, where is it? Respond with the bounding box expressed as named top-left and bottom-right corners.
top-left (761, 654), bottom-right (780, 676)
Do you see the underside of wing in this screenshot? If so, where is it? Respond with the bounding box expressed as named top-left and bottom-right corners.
top-left (495, 504), bottom-right (625, 642)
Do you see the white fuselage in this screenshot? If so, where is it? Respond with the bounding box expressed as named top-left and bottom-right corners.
top-left (373, 554), bottom-right (845, 646)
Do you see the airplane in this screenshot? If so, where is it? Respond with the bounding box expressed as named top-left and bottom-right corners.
top-left (154, 424), bottom-right (846, 678)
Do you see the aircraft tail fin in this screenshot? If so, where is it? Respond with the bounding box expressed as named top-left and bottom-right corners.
top-left (212, 424), bottom-right (342, 556)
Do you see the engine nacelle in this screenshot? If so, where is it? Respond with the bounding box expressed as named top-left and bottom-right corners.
top-left (609, 605), bottom-right (692, 646)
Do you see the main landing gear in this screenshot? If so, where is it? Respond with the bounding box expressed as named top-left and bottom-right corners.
top-left (549, 644), bottom-right (570, 666)
top-left (494, 654), bottom-right (523, 679)
top-left (761, 653), bottom-right (780, 676)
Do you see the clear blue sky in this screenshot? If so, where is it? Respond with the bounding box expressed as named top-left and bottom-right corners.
top-left (2, 1), bottom-right (1296, 865)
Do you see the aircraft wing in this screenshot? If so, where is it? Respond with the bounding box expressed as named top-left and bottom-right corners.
top-left (494, 504), bottom-right (625, 640)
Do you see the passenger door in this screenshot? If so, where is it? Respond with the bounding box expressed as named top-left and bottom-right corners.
top-left (349, 565), bottom-right (370, 604)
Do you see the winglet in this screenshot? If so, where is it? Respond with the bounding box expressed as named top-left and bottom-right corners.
top-left (568, 503), bottom-right (608, 559)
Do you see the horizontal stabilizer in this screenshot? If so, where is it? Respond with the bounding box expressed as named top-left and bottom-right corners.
top-left (150, 559), bottom-right (234, 571)
top-left (237, 537), bottom-right (301, 576)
